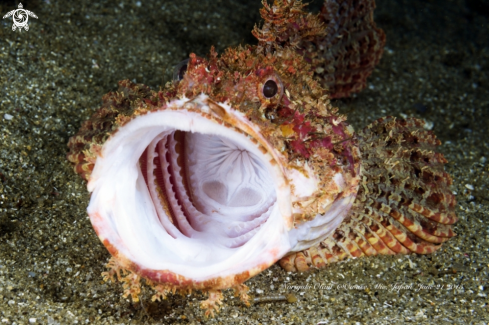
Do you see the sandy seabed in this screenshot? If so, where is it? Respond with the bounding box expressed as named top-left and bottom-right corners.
top-left (0, 0), bottom-right (488, 324)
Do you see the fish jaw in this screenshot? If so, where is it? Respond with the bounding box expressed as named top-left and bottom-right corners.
top-left (67, 44), bottom-right (362, 303)
top-left (86, 94), bottom-right (295, 288)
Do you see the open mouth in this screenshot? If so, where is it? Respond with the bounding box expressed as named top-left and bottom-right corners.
top-left (86, 95), bottom-right (293, 283)
top-left (140, 130), bottom-right (277, 247)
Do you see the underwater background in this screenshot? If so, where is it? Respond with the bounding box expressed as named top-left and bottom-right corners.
top-left (0, 0), bottom-right (488, 324)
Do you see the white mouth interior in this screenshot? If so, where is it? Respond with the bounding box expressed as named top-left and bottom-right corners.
top-left (87, 99), bottom-right (292, 280)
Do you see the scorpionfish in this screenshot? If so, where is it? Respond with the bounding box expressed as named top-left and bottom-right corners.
top-left (67, 0), bottom-right (457, 316)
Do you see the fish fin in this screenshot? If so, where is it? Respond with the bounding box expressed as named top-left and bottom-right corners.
top-left (309, 0), bottom-right (386, 98)
top-left (280, 117), bottom-right (457, 272)
top-left (251, 0), bottom-right (385, 98)
top-left (252, 0), bottom-right (326, 54)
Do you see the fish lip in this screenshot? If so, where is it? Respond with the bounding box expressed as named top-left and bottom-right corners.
top-left (86, 94), bottom-right (293, 287)
top-left (91, 222), bottom-right (282, 289)
top-left (287, 193), bottom-right (356, 252)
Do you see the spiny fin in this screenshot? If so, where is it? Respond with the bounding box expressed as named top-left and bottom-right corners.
top-left (280, 117), bottom-right (457, 272)
top-left (252, 0), bottom-right (385, 99)
top-left (252, 0), bottom-right (326, 54)
top-left (309, 0), bottom-right (386, 98)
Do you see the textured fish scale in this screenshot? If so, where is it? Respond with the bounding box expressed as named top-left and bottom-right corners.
top-left (280, 117), bottom-right (457, 272)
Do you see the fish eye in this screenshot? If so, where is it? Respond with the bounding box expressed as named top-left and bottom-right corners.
top-left (173, 59), bottom-right (189, 82)
top-left (263, 80), bottom-right (278, 98)
top-left (257, 71), bottom-right (284, 106)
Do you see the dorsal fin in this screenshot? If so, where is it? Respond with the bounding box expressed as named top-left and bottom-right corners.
top-left (312, 0), bottom-right (386, 98)
top-left (252, 0), bottom-right (326, 54)
top-left (252, 0), bottom-right (385, 98)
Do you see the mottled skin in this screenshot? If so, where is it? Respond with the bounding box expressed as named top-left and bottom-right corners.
top-left (280, 117), bottom-right (457, 272)
top-left (67, 45), bottom-right (361, 316)
top-left (252, 0), bottom-right (386, 98)
top-left (67, 0), bottom-right (456, 317)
